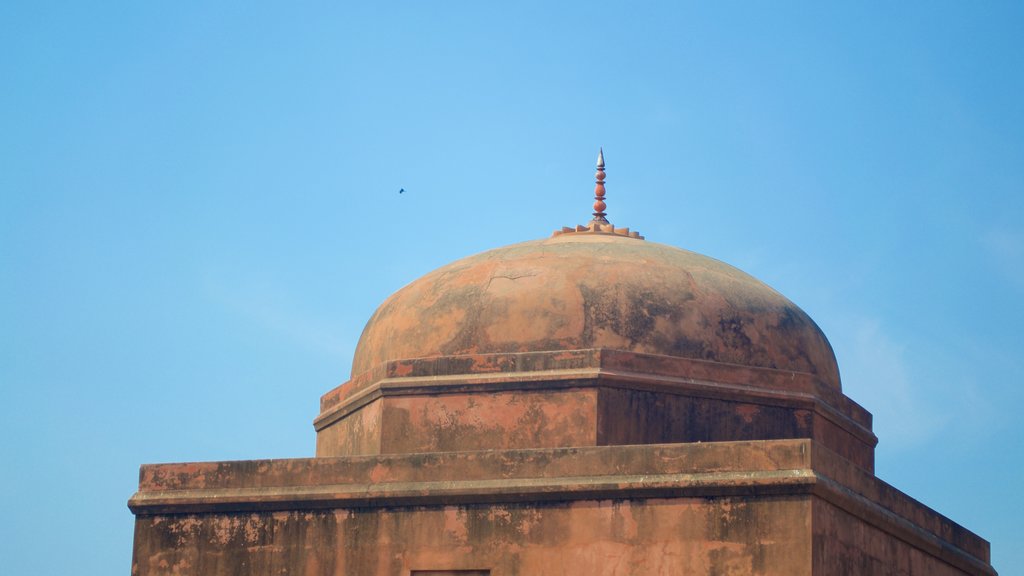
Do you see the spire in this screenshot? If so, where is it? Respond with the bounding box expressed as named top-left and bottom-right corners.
top-left (551, 148), bottom-right (644, 240)
top-left (591, 147), bottom-right (608, 224)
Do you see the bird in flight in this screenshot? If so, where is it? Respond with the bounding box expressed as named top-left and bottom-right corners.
top-left (399, 188), bottom-right (405, 194)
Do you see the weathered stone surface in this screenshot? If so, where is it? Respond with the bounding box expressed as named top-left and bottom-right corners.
top-left (132, 499), bottom-right (812, 576)
top-left (379, 388), bottom-right (599, 454)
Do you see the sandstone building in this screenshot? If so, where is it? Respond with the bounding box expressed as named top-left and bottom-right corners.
top-left (130, 151), bottom-right (995, 575)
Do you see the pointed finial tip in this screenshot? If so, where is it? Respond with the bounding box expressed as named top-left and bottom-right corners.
top-left (597, 147), bottom-right (605, 168)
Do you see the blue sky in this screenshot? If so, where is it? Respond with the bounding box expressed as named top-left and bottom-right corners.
top-left (2, 2), bottom-right (1022, 573)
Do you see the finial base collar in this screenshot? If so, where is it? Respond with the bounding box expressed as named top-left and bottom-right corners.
top-left (552, 223), bottom-right (643, 239)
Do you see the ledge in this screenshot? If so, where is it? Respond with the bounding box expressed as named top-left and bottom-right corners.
top-left (129, 439), bottom-right (988, 574)
top-left (309, 362), bottom-right (872, 448)
top-left (321, 349), bottom-right (871, 428)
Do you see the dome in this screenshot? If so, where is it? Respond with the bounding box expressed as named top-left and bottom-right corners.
top-left (351, 232), bottom-right (841, 389)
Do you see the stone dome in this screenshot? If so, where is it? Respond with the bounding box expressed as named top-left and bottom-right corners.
top-left (351, 232), bottom-right (841, 389)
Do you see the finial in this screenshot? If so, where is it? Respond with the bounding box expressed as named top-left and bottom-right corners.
top-left (551, 148), bottom-right (642, 239)
top-left (591, 147), bottom-right (608, 224)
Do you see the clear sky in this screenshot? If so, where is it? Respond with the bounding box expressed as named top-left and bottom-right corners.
top-left (2, 1), bottom-right (1022, 573)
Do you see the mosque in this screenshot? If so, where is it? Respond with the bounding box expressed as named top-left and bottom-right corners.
top-left (129, 151), bottom-right (995, 575)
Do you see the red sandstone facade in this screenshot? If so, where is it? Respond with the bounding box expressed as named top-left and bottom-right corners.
top-left (131, 215), bottom-right (996, 575)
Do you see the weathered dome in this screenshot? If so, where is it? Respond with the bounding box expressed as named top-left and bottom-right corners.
top-left (351, 232), bottom-right (841, 389)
